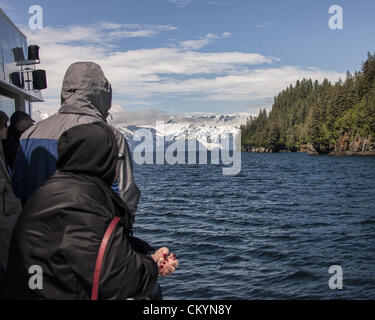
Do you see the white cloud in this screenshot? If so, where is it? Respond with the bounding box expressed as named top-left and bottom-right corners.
top-left (25, 22), bottom-right (344, 120)
top-left (32, 102), bottom-right (59, 122)
top-left (108, 105), bottom-right (170, 126)
top-left (256, 22), bottom-right (274, 29)
top-left (179, 32), bottom-right (232, 50)
top-left (109, 65), bottom-right (342, 102)
top-left (97, 49), bottom-right (278, 102)
top-left (180, 33), bottom-right (219, 50)
top-left (168, 0), bottom-right (192, 7)
top-left (206, 0), bottom-right (238, 5)
top-left (222, 32), bottom-right (232, 38)
top-left (26, 23), bottom-right (177, 46)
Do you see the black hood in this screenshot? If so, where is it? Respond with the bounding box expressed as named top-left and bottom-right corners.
top-left (56, 122), bottom-right (118, 186)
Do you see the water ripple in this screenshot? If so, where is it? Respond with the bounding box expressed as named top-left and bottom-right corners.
top-left (133, 152), bottom-right (375, 299)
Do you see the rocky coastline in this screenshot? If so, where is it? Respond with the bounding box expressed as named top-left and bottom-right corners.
top-left (242, 133), bottom-right (375, 156)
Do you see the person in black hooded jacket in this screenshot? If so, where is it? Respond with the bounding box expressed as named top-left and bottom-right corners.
top-left (1, 122), bottom-right (178, 300)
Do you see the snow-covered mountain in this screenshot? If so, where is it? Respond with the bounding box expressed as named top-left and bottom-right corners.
top-left (112, 113), bottom-right (253, 150)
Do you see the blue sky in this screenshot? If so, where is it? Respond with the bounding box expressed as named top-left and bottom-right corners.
top-left (1, 0), bottom-right (375, 121)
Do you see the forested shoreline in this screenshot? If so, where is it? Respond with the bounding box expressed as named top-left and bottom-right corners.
top-left (241, 52), bottom-right (375, 155)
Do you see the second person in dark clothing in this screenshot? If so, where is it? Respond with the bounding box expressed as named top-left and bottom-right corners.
top-left (1, 122), bottom-right (178, 300)
top-left (2, 111), bottom-right (34, 173)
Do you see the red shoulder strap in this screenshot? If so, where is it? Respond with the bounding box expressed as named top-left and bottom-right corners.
top-left (91, 216), bottom-right (121, 300)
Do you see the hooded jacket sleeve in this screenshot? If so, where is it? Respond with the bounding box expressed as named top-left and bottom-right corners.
top-left (98, 221), bottom-right (158, 300)
top-left (12, 147), bottom-right (28, 202)
top-left (111, 128), bottom-right (140, 221)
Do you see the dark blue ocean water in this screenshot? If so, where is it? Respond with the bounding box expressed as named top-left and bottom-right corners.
top-left (132, 152), bottom-right (375, 299)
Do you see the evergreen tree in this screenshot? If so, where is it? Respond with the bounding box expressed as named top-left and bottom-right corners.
top-left (241, 52), bottom-right (375, 152)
